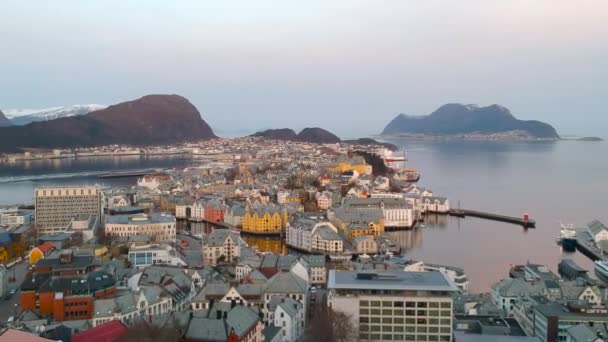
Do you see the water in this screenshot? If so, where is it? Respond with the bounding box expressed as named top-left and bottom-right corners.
top-left (0, 155), bottom-right (194, 205)
top-left (1, 141), bottom-right (607, 292)
top-left (385, 139), bottom-right (608, 292)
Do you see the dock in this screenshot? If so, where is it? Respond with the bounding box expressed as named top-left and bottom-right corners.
top-left (448, 209), bottom-right (536, 228)
top-left (97, 168), bottom-right (162, 179)
top-left (575, 230), bottom-right (606, 262)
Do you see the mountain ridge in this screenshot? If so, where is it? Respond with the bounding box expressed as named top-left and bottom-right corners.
top-left (5, 104), bottom-right (107, 125)
top-left (0, 110), bottom-right (12, 127)
top-left (382, 103), bottom-right (559, 139)
top-left (0, 94), bottom-right (216, 152)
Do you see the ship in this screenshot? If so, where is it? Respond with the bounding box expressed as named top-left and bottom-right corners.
top-left (594, 260), bottom-right (608, 283)
top-left (394, 168), bottom-right (421, 183)
top-left (558, 224), bottom-right (577, 252)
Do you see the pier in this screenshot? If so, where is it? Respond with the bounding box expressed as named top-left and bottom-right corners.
top-left (574, 230), bottom-right (606, 262)
top-left (448, 209), bottom-right (536, 228)
top-left (97, 168), bottom-right (161, 179)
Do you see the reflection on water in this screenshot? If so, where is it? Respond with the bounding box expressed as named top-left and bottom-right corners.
top-left (242, 235), bottom-right (287, 254)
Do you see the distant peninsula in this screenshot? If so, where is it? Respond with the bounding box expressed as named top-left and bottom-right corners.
top-left (382, 104), bottom-right (560, 140)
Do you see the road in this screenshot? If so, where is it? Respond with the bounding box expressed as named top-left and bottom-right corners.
top-left (177, 233), bottom-right (203, 268)
top-left (0, 260), bottom-right (29, 323)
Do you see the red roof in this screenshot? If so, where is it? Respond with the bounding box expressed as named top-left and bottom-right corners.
top-left (72, 320), bottom-right (127, 342)
top-left (0, 329), bottom-right (53, 342)
top-left (36, 242), bottom-right (55, 254)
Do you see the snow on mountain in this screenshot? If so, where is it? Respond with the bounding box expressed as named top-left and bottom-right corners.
top-left (5, 104), bottom-right (106, 125)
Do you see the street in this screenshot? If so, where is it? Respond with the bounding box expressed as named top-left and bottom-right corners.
top-left (177, 233), bottom-right (203, 268)
top-left (0, 260), bottom-right (29, 323)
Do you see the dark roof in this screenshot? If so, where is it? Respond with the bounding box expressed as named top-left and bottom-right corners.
top-left (35, 255), bottom-right (95, 271)
top-left (72, 320), bottom-right (127, 342)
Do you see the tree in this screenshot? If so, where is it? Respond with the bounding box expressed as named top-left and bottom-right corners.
top-left (305, 307), bottom-right (358, 342)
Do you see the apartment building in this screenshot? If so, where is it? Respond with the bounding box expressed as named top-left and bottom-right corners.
top-left (328, 270), bottom-right (458, 342)
top-left (35, 186), bottom-right (101, 234)
top-left (104, 213), bottom-right (176, 242)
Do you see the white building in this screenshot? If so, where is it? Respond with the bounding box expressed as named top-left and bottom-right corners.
top-left (191, 200), bottom-right (205, 221)
top-left (342, 198), bottom-right (414, 229)
top-left (328, 270), bottom-right (458, 342)
top-left (272, 297), bottom-right (305, 342)
top-left (175, 204), bottom-right (191, 219)
top-left (587, 220), bottom-right (608, 244)
top-left (353, 235), bottom-right (378, 255)
top-left (104, 213), bottom-right (176, 242)
top-left (203, 229), bottom-right (242, 266)
top-left (287, 218), bottom-right (343, 254)
top-left (421, 196), bottom-right (450, 214)
top-left (316, 191), bottom-right (332, 210)
top-left (0, 208), bottom-right (32, 226)
top-left (127, 243), bottom-right (187, 268)
top-left (403, 261), bottom-right (469, 292)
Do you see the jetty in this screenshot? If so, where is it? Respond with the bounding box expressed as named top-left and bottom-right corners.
top-left (574, 230), bottom-right (606, 262)
top-left (97, 168), bottom-right (161, 179)
top-left (448, 209), bottom-right (536, 228)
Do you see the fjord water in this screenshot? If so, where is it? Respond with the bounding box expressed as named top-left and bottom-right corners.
top-left (0, 140), bottom-right (606, 292)
top-left (385, 139), bottom-right (608, 292)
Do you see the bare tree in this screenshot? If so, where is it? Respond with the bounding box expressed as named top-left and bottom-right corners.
top-left (305, 306), bottom-right (358, 342)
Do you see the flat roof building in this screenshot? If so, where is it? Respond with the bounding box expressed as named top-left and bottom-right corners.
top-left (35, 186), bottom-right (101, 235)
top-left (328, 270), bottom-right (459, 342)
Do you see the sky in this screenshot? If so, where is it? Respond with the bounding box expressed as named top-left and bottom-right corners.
top-left (1, 0), bottom-right (607, 138)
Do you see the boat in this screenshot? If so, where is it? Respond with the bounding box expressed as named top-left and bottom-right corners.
top-left (558, 224), bottom-right (577, 252)
top-left (594, 260), bottom-right (608, 283)
top-left (393, 168), bottom-right (421, 183)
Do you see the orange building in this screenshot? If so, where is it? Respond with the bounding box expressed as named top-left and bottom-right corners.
top-left (29, 242), bottom-right (55, 265)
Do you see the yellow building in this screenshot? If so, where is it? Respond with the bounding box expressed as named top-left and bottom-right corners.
top-left (241, 204), bottom-right (289, 235)
top-left (29, 242), bottom-right (54, 265)
top-left (0, 247), bottom-right (9, 263)
top-left (326, 157), bottom-right (372, 175)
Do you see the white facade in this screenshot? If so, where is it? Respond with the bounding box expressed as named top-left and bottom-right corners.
top-left (128, 244), bottom-right (187, 268)
top-left (175, 204), bottom-right (191, 219)
top-left (203, 230), bottom-right (242, 266)
top-left (105, 213), bottom-right (176, 242)
top-left (273, 299), bottom-right (305, 342)
top-left (191, 201), bottom-right (205, 221)
top-left (421, 197), bottom-right (450, 214)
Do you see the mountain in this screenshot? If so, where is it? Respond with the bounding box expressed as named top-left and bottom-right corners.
top-left (5, 104), bottom-right (107, 125)
top-left (296, 127), bottom-right (341, 143)
top-left (342, 138), bottom-right (398, 151)
top-left (251, 128), bottom-right (298, 140)
top-left (0, 110), bottom-right (12, 127)
top-left (382, 104), bottom-right (559, 139)
top-left (0, 94), bottom-right (216, 152)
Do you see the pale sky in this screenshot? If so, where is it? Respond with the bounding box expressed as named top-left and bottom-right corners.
top-left (1, 0), bottom-right (607, 138)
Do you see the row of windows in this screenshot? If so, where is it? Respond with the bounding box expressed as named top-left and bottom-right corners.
top-left (360, 308), bottom-right (451, 317)
top-left (360, 317), bottom-right (451, 326)
top-left (359, 333), bottom-right (450, 341)
top-left (361, 300), bottom-right (451, 309)
top-left (360, 321), bottom-right (451, 331)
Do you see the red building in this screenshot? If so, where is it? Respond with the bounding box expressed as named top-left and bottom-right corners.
top-left (204, 201), bottom-right (226, 223)
top-left (20, 250), bottom-right (116, 322)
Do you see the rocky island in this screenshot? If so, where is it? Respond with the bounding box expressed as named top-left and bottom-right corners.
top-left (382, 103), bottom-right (560, 140)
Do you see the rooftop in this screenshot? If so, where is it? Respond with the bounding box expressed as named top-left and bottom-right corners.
top-left (105, 213), bottom-right (175, 225)
top-left (328, 270), bottom-right (458, 292)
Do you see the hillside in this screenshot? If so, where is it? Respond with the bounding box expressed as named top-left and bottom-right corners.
top-left (382, 104), bottom-right (559, 139)
top-left (296, 127), bottom-right (341, 143)
top-left (251, 128), bottom-right (298, 140)
top-left (0, 94), bottom-right (216, 152)
top-left (0, 110), bottom-right (12, 127)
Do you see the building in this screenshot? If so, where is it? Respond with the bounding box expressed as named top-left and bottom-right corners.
top-left (532, 302), bottom-right (608, 342)
top-left (127, 243), bottom-right (187, 268)
top-left (328, 270), bottom-right (459, 342)
top-left (241, 203), bottom-right (289, 235)
top-left (299, 255), bottom-right (327, 286)
top-left (225, 203), bottom-right (246, 228)
top-left (204, 198), bottom-right (227, 223)
top-left (353, 235), bottom-right (379, 254)
top-left (491, 278), bottom-right (544, 317)
top-left (203, 229), bottom-right (242, 266)
top-left (271, 297), bottom-right (305, 342)
top-left (404, 261), bottom-right (470, 293)
top-left (0, 208), bottom-right (32, 226)
top-left (422, 196), bottom-right (451, 214)
top-left (316, 191), bottom-right (333, 210)
top-left (104, 213), bottom-right (176, 242)
top-left (286, 218), bottom-right (343, 254)
top-left (191, 200), bottom-right (205, 221)
top-left (35, 186), bottom-right (101, 234)
top-left (29, 242), bottom-right (55, 265)
top-left (341, 198), bottom-right (414, 229)
top-left (185, 304), bottom-right (264, 342)
top-left (21, 254), bottom-right (116, 322)
top-left (586, 220), bottom-right (608, 244)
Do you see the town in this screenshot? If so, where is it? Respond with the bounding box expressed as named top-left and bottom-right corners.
top-left (0, 136), bottom-right (607, 342)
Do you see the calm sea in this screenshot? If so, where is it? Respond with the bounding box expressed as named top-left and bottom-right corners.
top-left (1, 140), bottom-right (606, 292)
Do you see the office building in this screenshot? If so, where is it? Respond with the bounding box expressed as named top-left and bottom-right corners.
top-left (328, 270), bottom-right (458, 342)
top-left (35, 186), bottom-right (101, 234)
